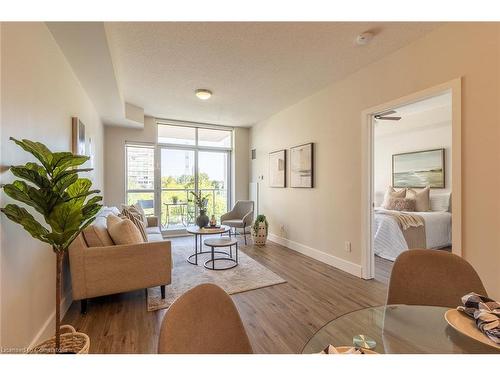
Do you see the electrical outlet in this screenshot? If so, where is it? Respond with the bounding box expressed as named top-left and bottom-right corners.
top-left (345, 241), bottom-right (351, 252)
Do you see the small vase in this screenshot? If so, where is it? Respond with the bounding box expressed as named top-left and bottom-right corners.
top-left (252, 222), bottom-right (268, 246)
top-left (196, 210), bottom-right (209, 228)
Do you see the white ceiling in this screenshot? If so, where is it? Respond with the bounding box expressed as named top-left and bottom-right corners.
top-left (104, 22), bottom-right (441, 127)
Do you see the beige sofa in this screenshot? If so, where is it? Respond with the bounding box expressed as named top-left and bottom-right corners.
top-left (68, 209), bottom-right (171, 313)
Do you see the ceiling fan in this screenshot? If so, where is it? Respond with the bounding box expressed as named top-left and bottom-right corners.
top-left (374, 110), bottom-right (402, 121)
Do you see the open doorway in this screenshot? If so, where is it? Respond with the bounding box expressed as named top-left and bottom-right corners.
top-left (361, 79), bottom-right (462, 283)
top-left (372, 93), bottom-right (452, 283)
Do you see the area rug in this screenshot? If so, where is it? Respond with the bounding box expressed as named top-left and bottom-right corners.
top-left (147, 243), bottom-right (286, 311)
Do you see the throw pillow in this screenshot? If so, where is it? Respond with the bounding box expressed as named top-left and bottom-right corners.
top-left (385, 197), bottom-right (416, 212)
top-left (406, 186), bottom-right (430, 212)
top-left (382, 186), bottom-right (406, 209)
top-left (122, 204), bottom-right (148, 228)
top-left (121, 207), bottom-right (148, 242)
top-left (106, 214), bottom-right (144, 245)
top-left (83, 216), bottom-right (115, 247)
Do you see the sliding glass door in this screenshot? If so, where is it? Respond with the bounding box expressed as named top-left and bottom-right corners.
top-left (157, 123), bottom-right (232, 233)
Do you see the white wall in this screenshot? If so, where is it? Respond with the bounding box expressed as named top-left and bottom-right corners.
top-left (250, 23), bottom-right (500, 299)
top-left (374, 105), bottom-right (452, 205)
top-left (104, 118), bottom-right (250, 209)
top-left (1, 23), bottom-right (105, 349)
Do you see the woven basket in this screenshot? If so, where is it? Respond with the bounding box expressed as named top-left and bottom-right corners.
top-left (28, 325), bottom-right (90, 354)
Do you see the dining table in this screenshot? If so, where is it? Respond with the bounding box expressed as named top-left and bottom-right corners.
top-left (302, 304), bottom-right (499, 354)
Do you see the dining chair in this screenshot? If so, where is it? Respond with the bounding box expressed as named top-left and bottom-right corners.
top-left (387, 249), bottom-right (487, 308)
top-left (157, 283), bottom-right (253, 354)
top-left (221, 200), bottom-right (254, 245)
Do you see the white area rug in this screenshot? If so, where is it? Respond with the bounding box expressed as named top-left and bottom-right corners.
top-left (147, 242), bottom-right (286, 311)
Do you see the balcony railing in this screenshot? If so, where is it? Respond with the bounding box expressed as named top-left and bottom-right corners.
top-left (160, 188), bottom-right (228, 230)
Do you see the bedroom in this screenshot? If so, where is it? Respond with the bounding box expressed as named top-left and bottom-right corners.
top-left (373, 92), bottom-right (453, 280)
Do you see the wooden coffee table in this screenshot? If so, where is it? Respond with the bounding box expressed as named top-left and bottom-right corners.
top-left (186, 225), bottom-right (231, 266)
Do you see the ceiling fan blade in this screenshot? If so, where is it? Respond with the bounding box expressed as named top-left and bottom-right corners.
top-left (374, 116), bottom-right (402, 121)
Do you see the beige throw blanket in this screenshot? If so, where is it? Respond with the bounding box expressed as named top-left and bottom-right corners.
top-left (376, 209), bottom-right (427, 249)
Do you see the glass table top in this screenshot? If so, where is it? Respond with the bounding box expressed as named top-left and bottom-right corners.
top-left (302, 305), bottom-right (499, 354)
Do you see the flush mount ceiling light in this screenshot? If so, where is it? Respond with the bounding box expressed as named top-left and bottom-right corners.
top-left (195, 89), bottom-right (212, 100)
top-left (356, 32), bottom-right (374, 46)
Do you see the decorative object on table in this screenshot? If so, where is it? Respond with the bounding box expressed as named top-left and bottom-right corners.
top-left (189, 191), bottom-right (209, 228)
top-left (252, 214), bottom-right (268, 246)
top-left (172, 195), bottom-right (179, 204)
top-left (445, 310), bottom-right (500, 350)
top-left (209, 214), bottom-right (217, 227)
top-left (319, 345), bottom-right (377, 354)
top-left (0, 138), bottom-right (102, 354)
top-left (445, 292), bottom-right (500, 349)
top-left (392, 148), bottom-right (445, 188)
top-left (269, 149), bottom-right (286, 187)
top-left (221, 200), bottom-right (254, 245)
top-left (71, 117), bottom-right (86, 156)
top-left (290, 142), bottom-right (314, 188)
top-left (353, 334), bottom-right (377, 349)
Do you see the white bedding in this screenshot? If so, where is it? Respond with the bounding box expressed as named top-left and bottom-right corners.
top-left (373, 208), bottom-right (452, 261)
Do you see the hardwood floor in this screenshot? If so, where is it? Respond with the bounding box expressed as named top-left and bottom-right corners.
top-left (63, 236), bottom-right (390, 353)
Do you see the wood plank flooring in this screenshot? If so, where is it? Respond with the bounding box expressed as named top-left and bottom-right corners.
top-left (63, 236), bottom-right (392, 353)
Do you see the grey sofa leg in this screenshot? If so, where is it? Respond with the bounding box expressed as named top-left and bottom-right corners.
top-left (161, 285), bottom-right (166, 299)
top-left (80, 299), bottom-right (87, 314)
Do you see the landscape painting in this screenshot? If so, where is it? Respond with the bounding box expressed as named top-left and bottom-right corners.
top-left (392, 148), bottom-right (445, 188)
top-left (269, 150), bottom-right (286, 188)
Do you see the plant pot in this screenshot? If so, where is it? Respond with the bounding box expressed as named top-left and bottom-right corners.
top-left (196, 210), bottom-right (209, 228)
top-left (252, 222), bottom-right (268, 246)
top-left (28, 325), bottom-right (90, 354)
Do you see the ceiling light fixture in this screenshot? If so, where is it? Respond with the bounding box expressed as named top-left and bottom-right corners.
top-left (195, 89), bottom-right (212, 100)
top-left (356, 32), bottom-right (374, 46)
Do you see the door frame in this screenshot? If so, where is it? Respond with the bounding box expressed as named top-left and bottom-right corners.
top-left (360, 78), bottom-right (462, 279)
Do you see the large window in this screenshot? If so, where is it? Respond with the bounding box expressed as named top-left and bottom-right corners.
top-left (157, 122), bottom-right (232, 231)
top-left (125, 144), bottom-right (155, 216)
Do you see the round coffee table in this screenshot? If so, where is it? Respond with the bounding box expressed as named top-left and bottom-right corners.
top-left (186, 225), bottom-right (231, 266)
top-left (203, 237), bottom-right (239, 270)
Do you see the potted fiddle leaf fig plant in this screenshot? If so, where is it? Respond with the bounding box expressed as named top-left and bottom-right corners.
top-left (252, 214), bottom-right (268, 246)
top-left (0, 138), bottom-right (102, 354)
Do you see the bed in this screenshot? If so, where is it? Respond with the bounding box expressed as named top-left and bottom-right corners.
top-left (373, 208), bottom-right (452, 261)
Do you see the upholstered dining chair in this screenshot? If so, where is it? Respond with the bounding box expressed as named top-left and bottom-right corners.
top-left (387, 249), bottom-right (487, 308)
top-left (221, 200), bottom-right (254, 245)
top-left (157, 283), bottom-right (253, 354)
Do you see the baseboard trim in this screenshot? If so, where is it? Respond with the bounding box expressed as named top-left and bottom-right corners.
top-left (268, 233), bottom-right (362, 277)
top-left (28, 290), bottom-right (73, 350)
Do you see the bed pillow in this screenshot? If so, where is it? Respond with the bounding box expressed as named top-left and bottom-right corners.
top-left (430, 193), bottom-right (451, 212)
top-left (106, 214), bottom-right (144, 245)
top-left (406, 186), bottom-right (430, 212)
top-left (382, 187), bottom-right (406, 209)
top-left (385, 197), bottom-right (416, 212)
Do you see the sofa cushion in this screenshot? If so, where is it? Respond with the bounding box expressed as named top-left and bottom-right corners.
top-left (83, 216), bottom-right (114, 247)
top-left (147, 233), bottom-right (164, 242)
top-left (146, 226), bottom-right (161, 235)
top-left (106, 214), bottom-right (144, 245)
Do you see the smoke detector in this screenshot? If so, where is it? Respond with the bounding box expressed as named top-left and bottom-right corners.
top-left (356, 32), bottom-right (374, 46)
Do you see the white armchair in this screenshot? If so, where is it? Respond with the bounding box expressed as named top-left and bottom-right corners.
top-left (221, 201), bottom-right (254, 245)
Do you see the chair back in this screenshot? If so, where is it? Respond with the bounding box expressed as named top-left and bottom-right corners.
top-left (233, 200), bottom-right (254, 219)
top-left (158, 283), bottom-right (253, 354)
top-left (387, 249), bottom-right (487, 308)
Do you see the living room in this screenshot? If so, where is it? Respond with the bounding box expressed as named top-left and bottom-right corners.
top-left (1, 1), bottom-right (499, 372)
